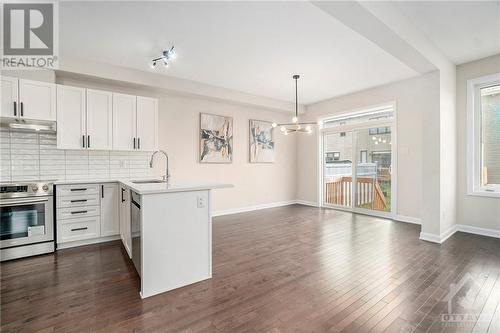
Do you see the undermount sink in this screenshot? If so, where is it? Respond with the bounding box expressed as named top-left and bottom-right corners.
top-left (131, 179), bottom-right (167, 184)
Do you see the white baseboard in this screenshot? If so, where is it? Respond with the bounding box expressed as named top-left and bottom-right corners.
top-left (294, 200), bottom-right (319, 207)
top-left (419, 225), bottom-right (457, 244)
top-left (212, 201), bottom-right (297, 217)
top-left (456, 224), bottom-right (500, 239)
top-left (394, 215), bottom-right (421, 225)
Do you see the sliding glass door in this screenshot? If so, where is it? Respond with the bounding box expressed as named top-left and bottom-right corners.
top-left (321, 110), bottom-right (394, 217)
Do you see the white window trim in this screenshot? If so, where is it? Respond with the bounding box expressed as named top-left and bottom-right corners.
top-left (466, 73), bottom-right (500, 198)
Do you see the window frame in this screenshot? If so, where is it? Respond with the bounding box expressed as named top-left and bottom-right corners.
top-left (466, 73), bottom-right (500, 198)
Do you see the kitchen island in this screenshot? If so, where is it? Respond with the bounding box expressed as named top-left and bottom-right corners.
top-left (120, 180), bottom-right (231, 298)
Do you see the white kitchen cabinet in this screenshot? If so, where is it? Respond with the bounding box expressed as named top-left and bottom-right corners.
top-left (86, 89), bottom-right (113, 150)
top-left (56, 85), bottom-right (86, 149)
top-left (19, 79), bottom-right (56, 121)
top-left (136, 96), bottom-right (158, 151)
top-left (100, 184), bottom-right (120, 237)
top-left (1, 76), bottom-right (19, 118)
top-left (119, 186), bottom-right (132, 258)
top-left (1, 77), bottom-right (55, 121)
top-left (112, 93), bottom-right (136, 150)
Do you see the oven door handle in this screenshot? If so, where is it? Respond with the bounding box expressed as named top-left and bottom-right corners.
top-left (0, 198), bottom-right (49, 207)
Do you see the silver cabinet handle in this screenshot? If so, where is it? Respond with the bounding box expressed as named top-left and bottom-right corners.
top-left (87, 135), bottom-right (90, 148)
top-left (82, 135), bottom-right (86, 148)
top-left (70, 199), bottom-right (87, 203)
top-left (70, 188), bottom-right (87, 192)
top-left (20, 102), bottom-right (24, 117)
top-left (133, 137), bottom-right (136, 149)
top-left (13, 101), bottom-right (17, 116)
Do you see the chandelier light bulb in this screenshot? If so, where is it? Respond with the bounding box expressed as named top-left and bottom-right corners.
top-left (372, 136), bottom-right (376, 141)
top-left (284, 131), bottom-right (289, 135)
top-left (280, 126), bottom-right (286, 132)
top-left (307, 129), bottom-right (312, 134)
top-left (297, 125), bottom-right (301, 130)
top-left (375, 141), bottom-right (379, 145)
top-left (292, 116), bottom-right (298, 123)
top-left (383, 139), bottom-right (387, 143)
top-left (378, 138), bottom-right (382, 142)
top-left (271, 122), bottom-right (277, 128)
top-left (306, 125), bottom-right (311, 131)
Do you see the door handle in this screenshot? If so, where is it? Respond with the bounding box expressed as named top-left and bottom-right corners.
top-left (121, 188), bottom-right (125, 202)
top-left (13, 101), bottom-right (17, 116)
top-left (101, 185), bottom-right (104, 198)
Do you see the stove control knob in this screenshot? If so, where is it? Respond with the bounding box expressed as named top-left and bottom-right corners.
top-left (32, 186), bottom-right (39, 192)
top-left (42, 185), bottom-right (49, 192)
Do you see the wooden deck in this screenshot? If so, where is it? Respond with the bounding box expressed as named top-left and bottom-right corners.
top-left (1, 205), bottom-right (499, 332)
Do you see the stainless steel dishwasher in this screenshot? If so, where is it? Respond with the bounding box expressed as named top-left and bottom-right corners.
top-left (130, 191), bottom-right (141, 277)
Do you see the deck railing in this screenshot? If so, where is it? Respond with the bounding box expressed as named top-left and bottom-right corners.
top-left (325, 176), bottom-right (387, 210)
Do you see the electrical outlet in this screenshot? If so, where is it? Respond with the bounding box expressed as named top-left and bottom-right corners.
top-left (197, 196), bottom-right (205, 208)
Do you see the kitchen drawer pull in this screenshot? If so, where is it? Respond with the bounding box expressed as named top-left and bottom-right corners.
top-left (13, 101), bottom-right (17, 116)
top-left (71, 227), bottom-right (88, 232)
top-left (70, 188), bottom-right (87, 192)
top-left (20, 102), bottom-right (24, 117)
top-left (71, 210), bottom-right (88, 215)
top-left (82, 135), bottom-right (86, 148)
top-left (70, 199), bottom-right (87, 203)
top-left (138, 137), bottom-right (141, 150)
top-left (133, 137), bottom-right (136, 149)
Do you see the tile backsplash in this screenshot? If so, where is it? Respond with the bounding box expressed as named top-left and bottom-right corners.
top-left (0, 129), bottom-right (158, 182)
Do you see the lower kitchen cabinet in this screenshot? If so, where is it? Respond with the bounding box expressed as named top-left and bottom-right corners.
top-left (100, 184), bottom-right (120, 237)
top-left (119, 185), bottom-right (132, 258)
top-left (56, 183), bottom-right (120, 249)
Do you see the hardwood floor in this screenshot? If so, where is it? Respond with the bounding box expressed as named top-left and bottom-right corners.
top-left (1, 205), bottom-right (500, 333)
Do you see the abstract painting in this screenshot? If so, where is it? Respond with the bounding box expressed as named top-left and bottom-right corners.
top-left (249, 119), bottom-right (275, 163)
top-left (200, 113), bottom-right (233, 163)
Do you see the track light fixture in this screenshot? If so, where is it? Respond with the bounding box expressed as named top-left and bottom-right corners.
top-left (150, 46), bottom-right (176, 69)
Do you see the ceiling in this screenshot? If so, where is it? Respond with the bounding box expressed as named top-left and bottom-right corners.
top-left (59, 1), bottom-right (417, 105)
top-left (59, 1), bottom-right (499, 105)
top-left (390, 1), bottom-right (500, 65)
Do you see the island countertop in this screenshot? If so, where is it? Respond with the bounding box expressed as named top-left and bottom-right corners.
top-left (54, 179), bottom-right (233, 195)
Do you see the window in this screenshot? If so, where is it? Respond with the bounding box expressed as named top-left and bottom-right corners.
top-left (467, 73), bottom-right (500, 197)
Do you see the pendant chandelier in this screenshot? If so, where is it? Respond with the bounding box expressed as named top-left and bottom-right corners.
top-left (272, 74), bottom-right (316, 135)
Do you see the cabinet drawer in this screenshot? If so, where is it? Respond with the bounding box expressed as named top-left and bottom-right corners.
top-left (57, 184), bottom-right (100, 197)
top-left (57, 216), bottom-right (100, 243)
top-left (57, 205), bottom-right (100, 220)
top-left (56, 194), bottom-right (100, 208)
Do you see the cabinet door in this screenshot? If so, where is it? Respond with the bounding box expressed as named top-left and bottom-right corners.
top-left (18, 79), bottom-right (56, 121)
top-left (119, 186), bottom-right (132, 258)
top-left (86, 89), bottom-right (113, 150)
top-left (56, 85), bottom-right (86, 149)
top-left (112, 93), bottom-right (136, 150)
top-left (1, 76), bottom-right (19, 118)
top-left (100, 184), bottom-right (120, 237)
top-left (136, 96), bottom-right (158, 151)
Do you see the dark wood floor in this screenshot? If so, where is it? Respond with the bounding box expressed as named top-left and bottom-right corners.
top-left (1, 205), bottom-right (500, 333)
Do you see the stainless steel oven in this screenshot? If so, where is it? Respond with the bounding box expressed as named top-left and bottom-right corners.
top-left (0, 182), bottom-right (55, 261)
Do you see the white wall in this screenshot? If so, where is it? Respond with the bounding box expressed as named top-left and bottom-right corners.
top-left (456, 54), bottom-right (500, 231)
top-left (56, 75), bottom-right (297, 213)
top-left (296, 72), bottom-right (440, 221)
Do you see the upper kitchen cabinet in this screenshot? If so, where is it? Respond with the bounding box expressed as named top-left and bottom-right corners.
top-left (1, 76), bottom-right (19, 118)
top-left (57, 85), bottom-right (86, 150)
top-left (136, 96), bottom-right (158, 151)
top-left (86, 89), bottom-right (113, 150)
top-left (1, 77), bottom-right (56, 121)
top-left (112, 93), bottom-right (137, 150)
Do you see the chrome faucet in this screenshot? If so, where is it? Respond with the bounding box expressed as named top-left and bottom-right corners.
top-left (149, 150), bottom-right (170, 181)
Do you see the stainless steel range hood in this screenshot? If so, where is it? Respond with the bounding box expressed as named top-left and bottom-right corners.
top-left (0, 117), bottom-right (56, 133)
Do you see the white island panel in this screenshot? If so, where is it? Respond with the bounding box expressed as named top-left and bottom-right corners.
top-left (140, 190), bottom-right (211, 298)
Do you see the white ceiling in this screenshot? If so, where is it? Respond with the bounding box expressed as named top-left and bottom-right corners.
top-left (390, 1), bottom-right (500, 65)
top-left (59, 1), bottom-right (499, 105)
top-left (59, 1), bottom-right (417, 105)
